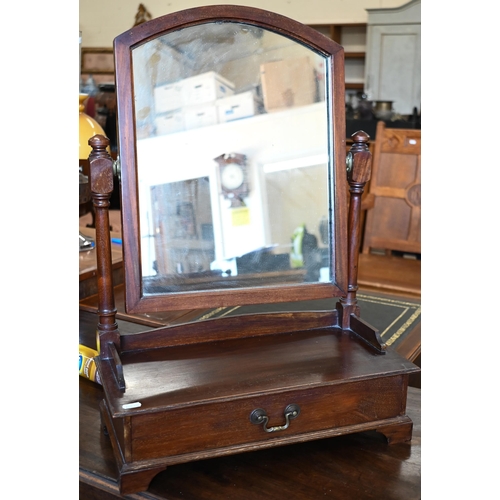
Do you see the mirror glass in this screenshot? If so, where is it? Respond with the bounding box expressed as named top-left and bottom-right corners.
top-left (131, 22), bottom-right (332, 295)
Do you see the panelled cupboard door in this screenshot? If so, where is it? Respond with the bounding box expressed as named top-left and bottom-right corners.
top-left (364, 0), bottom-right (421, 115)
top-left (364, 24), bottom-right (421, 115)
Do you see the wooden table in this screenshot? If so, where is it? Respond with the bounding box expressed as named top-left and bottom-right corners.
top-left (79, 226), bottom-right (124, 300)
top-left (80, 310), bottom-right (420, 499)
top-left (357, 253), bottom-right (421, 299)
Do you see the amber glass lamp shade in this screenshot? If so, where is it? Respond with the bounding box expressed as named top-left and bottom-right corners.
top-left (79, 93), bottom-right (107, 160)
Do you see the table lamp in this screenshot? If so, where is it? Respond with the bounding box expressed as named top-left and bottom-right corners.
top-left (79, 93), bottom-right (107, 251)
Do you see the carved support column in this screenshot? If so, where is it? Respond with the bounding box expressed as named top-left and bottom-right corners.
top-left (337, 131), bottom-right (372, 329)
top-left (89, 134), bottom-right (120, 359)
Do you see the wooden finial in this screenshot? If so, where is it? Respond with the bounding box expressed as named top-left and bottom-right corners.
top-left (88, 133), bottom-right (110, 153)
top-left (88, 134), bottom-right (114, 196)
top-left (348, 131), bottom-right (371, 185)
top-left (350, 130), bottom-right (370, 145)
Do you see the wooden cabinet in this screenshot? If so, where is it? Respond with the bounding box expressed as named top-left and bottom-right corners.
top-left (364, 0), bottom-right (421, 116)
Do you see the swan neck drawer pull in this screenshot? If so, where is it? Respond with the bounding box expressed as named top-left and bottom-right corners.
top-left (249, 404), bottom-right (301, 433)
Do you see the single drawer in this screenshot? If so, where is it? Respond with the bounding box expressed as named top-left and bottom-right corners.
top-left (126, 375), bottom-right (407, 461)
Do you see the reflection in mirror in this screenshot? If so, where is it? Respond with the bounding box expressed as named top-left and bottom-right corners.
top-left (131, 22), bottom-right (332, 295)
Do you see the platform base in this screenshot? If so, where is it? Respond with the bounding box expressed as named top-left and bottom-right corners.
top-left (97, 327), bottom-right (418, 494)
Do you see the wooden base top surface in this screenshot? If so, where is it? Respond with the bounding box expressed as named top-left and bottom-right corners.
top-left (99, 328), bottom-right (418, 416)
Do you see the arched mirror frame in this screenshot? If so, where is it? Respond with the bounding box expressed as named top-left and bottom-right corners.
top-left (114, 5), bottom-right (348, 313)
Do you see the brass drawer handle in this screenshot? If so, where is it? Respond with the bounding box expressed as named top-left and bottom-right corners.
top-left (249, 404), bottom-right (300, 433)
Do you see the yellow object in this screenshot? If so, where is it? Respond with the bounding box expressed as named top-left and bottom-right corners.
top-left (290, 224), bottom-right (305, 268)
top-left (79, 344), bottom-right (101, 384)
top-left (231, 206), bottom-right (251, 226)
top-left (79, 93), bottom-right (107, 160)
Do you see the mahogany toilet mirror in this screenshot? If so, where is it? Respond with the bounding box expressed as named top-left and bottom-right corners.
top-left (88, 5), bottom-right (419, 495)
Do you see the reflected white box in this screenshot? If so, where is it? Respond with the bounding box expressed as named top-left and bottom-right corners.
top-left (155, 110), bottom-right (185, 135)
top-left (183, 102), bottom-right (218, 130)
top-left (216, 91), bottom-right (262, 123)
top-left (154, 82), bottom-right (184, 113)
top-left (182, 71), bottom-right (235, 106)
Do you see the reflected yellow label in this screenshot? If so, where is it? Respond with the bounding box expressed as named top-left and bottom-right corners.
top-left (231, 207), bottom-right (250, 226)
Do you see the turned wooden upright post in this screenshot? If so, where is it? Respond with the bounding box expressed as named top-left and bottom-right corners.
top-left (337, 131), bottom-right (372, 329)
top-left (88, 134), bottom-right (120, 359)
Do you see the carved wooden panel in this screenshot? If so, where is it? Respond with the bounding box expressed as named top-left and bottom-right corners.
top-left (362, 121), bottom-right (421, 255)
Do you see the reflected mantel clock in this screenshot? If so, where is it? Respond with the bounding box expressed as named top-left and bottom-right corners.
top-left (88, 4), bottom-right (419, 496)
top-left (215, 152), bottom-right (249, 207)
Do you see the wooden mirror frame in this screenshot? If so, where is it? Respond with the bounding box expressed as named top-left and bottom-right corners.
top-left (113, 5), bottom-right (348, 313)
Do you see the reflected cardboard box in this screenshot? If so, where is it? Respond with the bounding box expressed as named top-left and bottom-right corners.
top-left (260, 56), bottom-right (318, 112)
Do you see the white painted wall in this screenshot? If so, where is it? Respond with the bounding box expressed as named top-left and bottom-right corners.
top-left (79, 0), bottom-right (410, 47)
